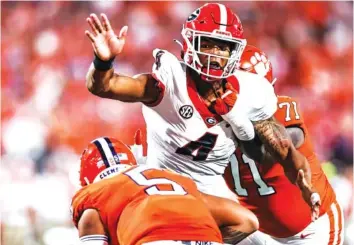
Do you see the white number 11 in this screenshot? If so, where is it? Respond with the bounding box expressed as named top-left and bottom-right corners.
top-left (230, 154), bottom-right (275, 196)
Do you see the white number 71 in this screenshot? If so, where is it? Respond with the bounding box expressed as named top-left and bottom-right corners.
top-left (278, 101), bottom-right (300, 121)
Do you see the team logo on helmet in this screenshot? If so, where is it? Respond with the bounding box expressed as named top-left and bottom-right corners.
top-left (96, 160), bottom-right (105, 168)
top-left (179, 105), bottom-right (194, 119)
top-left (187, 8), bottom-right (200, 22)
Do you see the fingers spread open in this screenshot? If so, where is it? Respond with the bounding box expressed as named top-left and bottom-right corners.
top-left (85, 30), bottom-right (95, 42)
top-left (87, 17), bottom-right (99, 35)
top-left (119, 26), bottom-right (128, 39)
top-left (90, 13), bottom-right (104, 33)
top-left (101, 13), bottom-right (112, 32)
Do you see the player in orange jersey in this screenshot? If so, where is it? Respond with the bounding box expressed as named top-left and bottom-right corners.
top-left (223, 45), bottom-right (344, 245)
top-left (71, 137), bottom-right (258, 245)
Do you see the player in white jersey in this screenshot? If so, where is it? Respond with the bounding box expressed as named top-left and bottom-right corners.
top-left (84, 2), bottom-right (319, 226)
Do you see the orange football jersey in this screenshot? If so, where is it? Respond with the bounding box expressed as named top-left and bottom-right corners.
top-left (72, 165), bottom-right (222, 245)
top-left (224, 96), bottom-right (336, 238)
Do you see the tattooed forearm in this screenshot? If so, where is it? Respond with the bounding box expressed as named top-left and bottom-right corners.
top-left (220, 226), bottom-right (252, 244)
top-left (252, 117), bottom-right (312, 185)
top-left (252, 117), bottom-right (290, 161)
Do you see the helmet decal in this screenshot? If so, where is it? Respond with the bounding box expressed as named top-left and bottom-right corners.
top-left (187, 8), bottom-right (200, 22)
top-left (239, 45), bottom-right (276, 85)
top-left (92, 137), bottom-right (120, 168)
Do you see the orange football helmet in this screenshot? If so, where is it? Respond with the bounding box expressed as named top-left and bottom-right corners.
top-left (79, 137), bottom-right (137, 186)
top-left (239, 45), bottom-right (276, 85)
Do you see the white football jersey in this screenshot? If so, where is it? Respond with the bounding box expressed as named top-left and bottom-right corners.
top-left (142, 49), bottom-right (237, 179)
top-left (142, 49), bottom-right (277, 197)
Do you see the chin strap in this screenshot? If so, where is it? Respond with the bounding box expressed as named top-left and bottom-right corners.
top-left (173, 39), bottom-right (183, 48)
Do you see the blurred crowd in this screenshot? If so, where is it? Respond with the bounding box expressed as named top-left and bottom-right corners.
top-left (1, 1), bottom-right (353, 245)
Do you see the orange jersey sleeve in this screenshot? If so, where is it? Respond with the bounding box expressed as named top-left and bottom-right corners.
top-left (275, 96), bottom-right (304, 127)
top-left (275, 96), bottom-right (314, 156)
top-left (71, 188), bottom-right (87, 228)
top-left (275, 95), bottom-right (336, 214)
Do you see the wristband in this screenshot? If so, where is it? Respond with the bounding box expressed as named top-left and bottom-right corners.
top-left (93, 53), bottom-right (115, 71)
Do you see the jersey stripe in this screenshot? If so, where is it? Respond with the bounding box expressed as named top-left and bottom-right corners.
top-left (217, 4), bottom-right (227, 31)
top-left (330, 202), bottom-right (339, 245)
top-left (335, 202), bottom-right (344, 245)
top-left (327, 205), bottom-right (335, 245)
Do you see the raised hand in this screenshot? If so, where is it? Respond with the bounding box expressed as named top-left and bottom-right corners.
top-left (85, 13), bottom-right (128, 61)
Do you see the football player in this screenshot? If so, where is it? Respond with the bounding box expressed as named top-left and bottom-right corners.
top-left (84, 3), bottom-right (318, 221)
top-left (223, 45), bottom-right (344, 245)
top-left (71, 137), bottom-right (258, 245)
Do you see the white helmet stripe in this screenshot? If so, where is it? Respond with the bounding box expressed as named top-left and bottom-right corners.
top-left (218, 4), bottom-right (227, 31)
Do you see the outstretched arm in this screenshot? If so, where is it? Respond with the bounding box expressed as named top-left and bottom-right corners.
top-left (252, 117), bottom-right (311, 184)
top-left (211, 77), bottom-right (320, 220)
top-left (85, 13), bottom-right (159, 103)
top-left (251, 118), bottom-right (320, 220)
top-left (86, 65), bottom-right (159, 103)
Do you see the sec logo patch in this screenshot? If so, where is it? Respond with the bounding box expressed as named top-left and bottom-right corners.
top-left (179, 105), bottom-right (194, 119)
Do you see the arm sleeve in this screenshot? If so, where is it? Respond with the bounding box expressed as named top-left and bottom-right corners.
top-left (275, 96), bottom-right (316, 156)
top-left (221, 71), bottom-right (278, 141)
top-left (235, 70), bottom-right (278, 122)
top-left (71, 189), bottom-right (93, 228)
top-left (275, 96), bottom-right (305, 127)
top-left (143, 49), bottom-right (175, 107)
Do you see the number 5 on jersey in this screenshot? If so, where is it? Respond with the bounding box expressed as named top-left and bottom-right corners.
top-left (124, 166), bottom-right (187, 195)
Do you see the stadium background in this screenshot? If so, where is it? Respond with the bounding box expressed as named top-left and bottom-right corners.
top-left (1, 1), bottom-right (353, 245)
